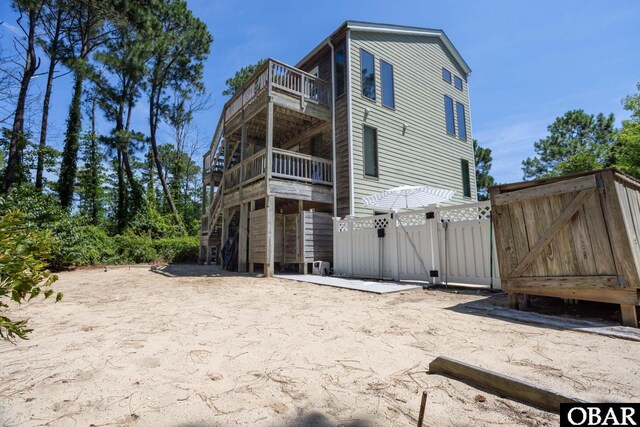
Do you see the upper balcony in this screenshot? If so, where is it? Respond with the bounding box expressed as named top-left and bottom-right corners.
top-left (223, 59), bottom-right (332, 134)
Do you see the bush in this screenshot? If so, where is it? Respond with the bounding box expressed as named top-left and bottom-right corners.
top-left (153, 236), bottom-right (199, 263)
top-left (50, 223), bottom-right (118, 268)
top-left (112, 233), bottom-right (158, 264)
top-left (128, 205), bottom-right (182, 239)
top-left (0, 186), bottom-right (200, 268)
top-left (0, 210), bottom-right (61, 341)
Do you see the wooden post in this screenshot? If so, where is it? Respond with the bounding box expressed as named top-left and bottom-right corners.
top-left (621, 305), bottom-right (638, 328)
top-left (265, 195), bottom-right (275, 277)
top-left (220, 208), bottom-right (228, 267)
top-left (264, 98), bottom-right (275, 277)
top-left (249, 200), bottom-right (255, 273)
top-left (238, 202), bottom-right (248, 273)
top-left (298, 200), bottom-right (306, 274)
top-left (508, 293), bottom-right (519, 310)
top-left (417, 391), bottom-right (428, 427)
top-left (266, 101), bottom-right (274, 188)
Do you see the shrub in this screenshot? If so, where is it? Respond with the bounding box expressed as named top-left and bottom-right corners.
top-left (112, 233), bottom-right (158, 264)
top-left (50, 222), bottom-right (118, 268)
top-left (153, 236), bottom-right (199, 263)
top-left (128, 205), bottom-right (182, 239)
top-left (0, 210), bottom-right (61, 341)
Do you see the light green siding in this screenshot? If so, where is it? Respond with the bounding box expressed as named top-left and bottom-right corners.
top-left (349, 30), bottom-right (477, 216)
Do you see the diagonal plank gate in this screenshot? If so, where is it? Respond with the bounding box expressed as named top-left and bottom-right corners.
top-left (332, 202), bottom-right (501, 288)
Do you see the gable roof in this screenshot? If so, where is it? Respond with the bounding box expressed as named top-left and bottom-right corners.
top-left (297, 21), bottom-right (471, 76)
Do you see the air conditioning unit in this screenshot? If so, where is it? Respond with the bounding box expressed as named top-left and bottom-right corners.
top-left (312, 261), bottom-right (330, 276)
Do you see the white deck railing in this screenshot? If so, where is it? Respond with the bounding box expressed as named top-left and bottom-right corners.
top-left (224, 59), bottom-right (331, 123)
top-left (272, 148), bottom-right (332, 185)
top-left (222, 148), bottom-right (332, 192)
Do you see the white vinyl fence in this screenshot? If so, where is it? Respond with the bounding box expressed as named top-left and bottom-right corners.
top-left (332, 202), bottom-right (501, 289)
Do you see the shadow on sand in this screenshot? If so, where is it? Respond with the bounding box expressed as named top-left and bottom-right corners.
top-left (149, 263), bottom-right (261, 279)
top-left (446, 290), bottom-right (628, 334)
top-left (175, 409), bottom-right (373, 427)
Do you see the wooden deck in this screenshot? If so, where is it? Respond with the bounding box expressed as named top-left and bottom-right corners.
top-left (200, 58), bottom-right (335, 276)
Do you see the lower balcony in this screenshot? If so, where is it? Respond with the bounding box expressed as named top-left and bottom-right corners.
top-left (222, 148), bottom-right (333, 206)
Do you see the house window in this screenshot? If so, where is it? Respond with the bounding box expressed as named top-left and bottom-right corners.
top-left (444, 95), bottom-right (455, 135)
top-left (363, 125), bottom-right (378, 177)
top-left (335, 46), bottom-right (345, 97)
top-left (456, 102), bottom-right (467, 140)
top-left (442, 68), bottom-right (452, 83)
top-left (461, 159), bottom-right (471, 198)
top-left (380, 60), bottom-right (395, 109)
top-left (310, 65), bottom-right (319, 77)
top-left (361, 49), bottom-right (375, 100)
top-left (454, 76), bottom-right (463, 91)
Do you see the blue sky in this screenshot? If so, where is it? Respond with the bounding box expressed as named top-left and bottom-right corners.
top-left (1, 0), bottom-right (639, 183)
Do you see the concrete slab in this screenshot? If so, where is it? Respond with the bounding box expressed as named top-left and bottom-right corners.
top-left (275, 274), bottom-right (422, 294)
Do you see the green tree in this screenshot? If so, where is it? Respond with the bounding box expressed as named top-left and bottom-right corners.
top-left (3, 0), bottom-right (43, 196)
top-left (35, 0), bottom-right (71, 191)
top-left (616, 83), bottom-right (640, 178)
top-left (57, 0), bottom-right (112, 208)
top-left (93, 1), bottom-right (151, 229)
top-left (222, 59), bottom-right (265, 96)
top-left (522, 109), bottom-right (617, 179)
top-left (473, 140), bottom-right (495, 201)
top-left (146, 0), bottom-right (212, 234)
top-left (0, 210), bottom-right (61, 341)
top-left (76, 90), bottom-right (106, 225)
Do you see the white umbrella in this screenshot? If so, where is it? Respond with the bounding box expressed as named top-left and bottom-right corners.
top-left (362, 185), bottom-right (455, 211)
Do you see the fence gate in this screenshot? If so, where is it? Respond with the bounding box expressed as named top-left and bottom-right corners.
top-left (333, 202), bottom-right (501, 288)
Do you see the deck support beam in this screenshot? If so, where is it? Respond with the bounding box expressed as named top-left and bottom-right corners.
top-left (265, 195), bottom-right (275, 277)
top-left (265, 101), bottom-right (275, 277)
top-left (298, 200), bottom-right (306, 274)
top-left (238, 202), bottom-right (248, 273)
top-left (621, 304), bottom-right (638, 327)
top-left (249, 200), bottom-right (255, 273)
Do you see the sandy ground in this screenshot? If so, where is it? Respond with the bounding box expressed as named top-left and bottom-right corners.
top-left (1, 265), bottom-right (639, 426)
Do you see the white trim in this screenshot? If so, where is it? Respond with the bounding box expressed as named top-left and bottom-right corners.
top-left (347, 22), bottom-right (471, 76)
top-left (296, 21), bottom-right (471, 77)
top-left (346, 29), bottom-right (355, 216)
top-left (329, 40), bottom-right (337, 217)
top-left (466, 81), bottom-right (478, 201)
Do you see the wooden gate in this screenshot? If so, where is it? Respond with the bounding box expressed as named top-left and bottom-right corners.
top-left (490, 169), bottom-right (640, 327)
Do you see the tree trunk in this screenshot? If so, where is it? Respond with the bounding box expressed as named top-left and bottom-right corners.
top-left (116, 148), bottom-right (126, 232)
top-left (58, 75), bottom-right (84, 208)
top-left (4, 6), bottom-right (41, 196)
top-left (149, 86), bottom-right (184, 234)
top-left (35, 8), bottom-right (63, 191)
top-left (88, 92), bottom-right (99, 225)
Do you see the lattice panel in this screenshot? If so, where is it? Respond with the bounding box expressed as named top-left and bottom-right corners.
top-left (439, 204), bottom-right (492, 222)
top-left (352, 216), bottom-right (390, 230)
top-left (397, 213), bottom-right (427, 227)
top-left (337, 221), bottom-right (349, 232)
